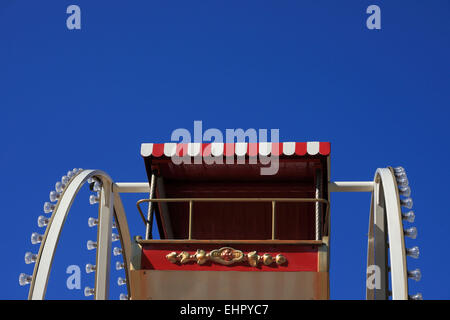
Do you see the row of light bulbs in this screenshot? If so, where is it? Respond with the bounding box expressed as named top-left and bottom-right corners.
top-left (84, 177), bottom-right (128, 300)
top-left (394, 166), bottom-right (422, 300)
top-left (20, 168), bottom-right (83, 287)
top-left (20, 171), bottom-right (128, 300)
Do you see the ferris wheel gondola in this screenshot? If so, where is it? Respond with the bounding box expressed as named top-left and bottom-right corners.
top-left (18, 142), bottom-right (421, 300)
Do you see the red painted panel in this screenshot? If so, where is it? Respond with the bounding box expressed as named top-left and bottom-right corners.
top-left (224, 143), bottom-right (235, 156)
top-left (272, 143), bottom-right (283, 156)
top-left (295, 142), bottom-right (307, 155)
top-left (319, 142), bottom-right (331, 156)
top-left (176, 144), bottom-right (188, 156)
top-left (141, 244), bottom-right (318, 272)
top-left (152, 144), bottom-right (165, 157)
top-left (202, 143), bottom-right (212, 157)
top-left (247, 143), bottom-right (259, 156)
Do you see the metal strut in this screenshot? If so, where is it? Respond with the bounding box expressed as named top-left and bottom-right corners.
top-left (315, 169), bottom-right (323, 241)
top-left (145, 173), bottom-right (157, 240)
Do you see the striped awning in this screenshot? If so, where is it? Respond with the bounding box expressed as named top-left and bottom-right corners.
top-left (141, 142), bottom-right (330, 158)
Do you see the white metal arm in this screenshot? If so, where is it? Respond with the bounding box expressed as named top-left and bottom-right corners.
top-left (114, 181), bottom-right (375, 194)
top-left (366, 168), bottom-right (408, 300)
top-left (28, 170), bottom-right (131, 300)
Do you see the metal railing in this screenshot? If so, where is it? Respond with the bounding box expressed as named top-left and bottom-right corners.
top-left (136, 197), bottom-right (329, 240)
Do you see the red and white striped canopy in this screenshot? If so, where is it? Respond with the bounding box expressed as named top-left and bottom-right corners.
top-left (141, 142), bottom-right (330, 158)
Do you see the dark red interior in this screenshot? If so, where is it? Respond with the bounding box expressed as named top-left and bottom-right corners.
top-left (144, 156), bottom-right (328, 241)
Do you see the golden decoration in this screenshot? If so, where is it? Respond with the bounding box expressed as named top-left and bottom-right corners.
top-left (262, 253), bottom-right (273, 265)
top-left (166, 252), bottom-right (178, 263)
top-left (275, 254), bottom-right (286, 265)
top-left (247, 251), bottom-right (260, 267)
top-left (165, 247), bottom-right (286, 267)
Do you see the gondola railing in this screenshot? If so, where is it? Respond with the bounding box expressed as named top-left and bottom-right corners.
top-left (136, 197), bottom-right (329, 241)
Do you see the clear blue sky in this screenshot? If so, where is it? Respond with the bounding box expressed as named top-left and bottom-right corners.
top-left (1, 1), bottom-right (449, 299)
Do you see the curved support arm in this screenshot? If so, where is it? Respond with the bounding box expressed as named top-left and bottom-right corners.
top-left (366, 168), bottom-right (408, 300)
top-left (28, 170), bottom-right (131, 300)
top-left (95, 176), bottom-right (114, 300)
top-left (113, 193), bottom-right (132, 297)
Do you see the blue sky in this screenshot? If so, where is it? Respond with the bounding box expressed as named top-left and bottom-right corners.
top-left (1, 1), bottom-right (449, 299)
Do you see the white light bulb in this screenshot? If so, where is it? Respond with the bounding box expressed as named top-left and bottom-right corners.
top-left (93, 181), bottom-right (102, 192)
top-left (87, 240), bottom-right (97, 250)
top-left (112, 233), bottom-right (120, 242)
top-left (49, 190), bottom-right (60, 202)
top-left (119, 293), bottom-right (128, 300)
top-left (394, 166), bottom-right (405, 173)
top-left (19, 273), bottom-right (32, 286)
top-left (87, 177), bottom-right (94, 184)
top-left (409, 293), bottom-right (423, 300)
top-left (37, 215), bottom-right (49, 228)
top-left (61, 175), bottom-right (70, 185)
top-left (404, 227), bottom-right (418, 239)
top-left (116, 261), bottom-right (124, 270)
top-left (398, 185), bottom-right (411, 197)
top-left (43, 202), bottom-right (55, 214)
top-left (31, 232), bottom-right (44, 245)
top-left (397, 177), bottom-right (409, 187)
top-left (113, 247), bottom-right (122, 256)
top-left (406, 246), bottom-right (420, 259)
top-left (395, 171), bottom-right (407, 180)
top-left (84, 287), bottom-right (95, 297)
top-left (402, 211), bottom-right (415, 223)
top-left (24, 252), bottom-right (37, 264)
top-left (67, 170), bottom-right (74, 178)
top-left (408, 268), bottom-right (421, 281)
top-left (117, 277), bottom-right (126, 286)
top-left (55, 181), bottom-right (65, 193)
top-left (400, 198), bottom-right (413, 209)
top-left (88, 217), bottom-right (98, 228)
top-left (89, 194), bottom-right (99, 205)
top-left (85, 263), bottom-right (96, 273)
